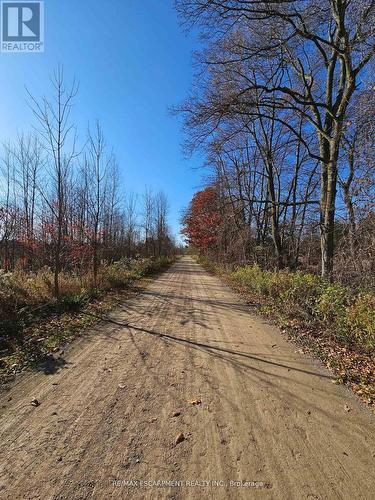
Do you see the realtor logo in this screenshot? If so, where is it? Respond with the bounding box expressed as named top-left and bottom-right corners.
top-left (1, 1), bottom-right (44, 52)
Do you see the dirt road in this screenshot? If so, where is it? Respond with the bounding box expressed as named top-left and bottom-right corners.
top-left (0, 257), bottom-right (374, 499)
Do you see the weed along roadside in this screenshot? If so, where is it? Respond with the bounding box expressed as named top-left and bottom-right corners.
top-left (0, 256), bottom-right (177, 384)
top-left (195, 255), bottom-right (375, 412)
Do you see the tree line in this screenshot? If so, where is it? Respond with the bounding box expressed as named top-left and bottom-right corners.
top-left (176, 0), bottom-right (375, 284)
top-left (0, 67), bottom-right (176, 297)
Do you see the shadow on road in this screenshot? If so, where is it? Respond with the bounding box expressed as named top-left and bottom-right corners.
top-left (83, 311), bottom-right (333, 381)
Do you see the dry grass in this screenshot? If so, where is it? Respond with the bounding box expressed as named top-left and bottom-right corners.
top-left (0, 256), bottom-right (175, 363)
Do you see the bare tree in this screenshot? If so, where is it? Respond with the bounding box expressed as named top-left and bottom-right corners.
top-left (0, 145), bottom-right (15, 268)
top-left (6, 134), bottom-right (44, 267)
top-left (154, 191), bottom-right (170, 257)
top-left (86, 121), bottom-right (108, 284)
top-left (28, 65), bottom-right (79, 297)
top-left (142, 187), bottom-right (154, 257)
top-left (123, 192), bottom-right (138, 258)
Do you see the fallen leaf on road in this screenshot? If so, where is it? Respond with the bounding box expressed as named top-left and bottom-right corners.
top-left (188, 399), bottom-right (202, 405)
top-left (175, 432), bottom-right (185, 444)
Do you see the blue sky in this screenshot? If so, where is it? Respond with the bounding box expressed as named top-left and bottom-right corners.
top-left (0, 0), bottom-right (204, 240)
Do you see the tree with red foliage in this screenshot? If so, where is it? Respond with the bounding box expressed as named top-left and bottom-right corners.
top-left (182, 187), bottom-right (221, 252)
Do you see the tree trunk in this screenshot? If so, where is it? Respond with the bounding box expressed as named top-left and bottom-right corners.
top-left (320, 143), bottom-right (338, 281)
top-left (267, 159), bottom-right (284, 269)
top-left (54, 223), bottom-right (61, 298)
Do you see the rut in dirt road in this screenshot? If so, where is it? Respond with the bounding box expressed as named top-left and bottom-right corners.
top-left (0, 256), bottom-right (374, 500)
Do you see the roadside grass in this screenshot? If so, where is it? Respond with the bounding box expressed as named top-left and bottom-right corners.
top-left (0, 256), bottom-right (176, 382)
top-left (196, 255), bottom-right (375, 411)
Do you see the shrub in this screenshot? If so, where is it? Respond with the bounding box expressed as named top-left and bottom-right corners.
top-left (314, 282), bottom-right (350, 323)
top-left (100, 260), bottom-right (135, 289)
top-left (346, 294), bottom-right (375, 350)
top-left (229, 263), bottom-right (374, 353)
top-left (231, 265), bottom-right (271, 295)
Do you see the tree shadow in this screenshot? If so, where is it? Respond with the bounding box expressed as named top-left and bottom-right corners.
top-left (35, 353), bottom-right (68, 375)
top-left (84, 312), bottom-right (333, 381)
